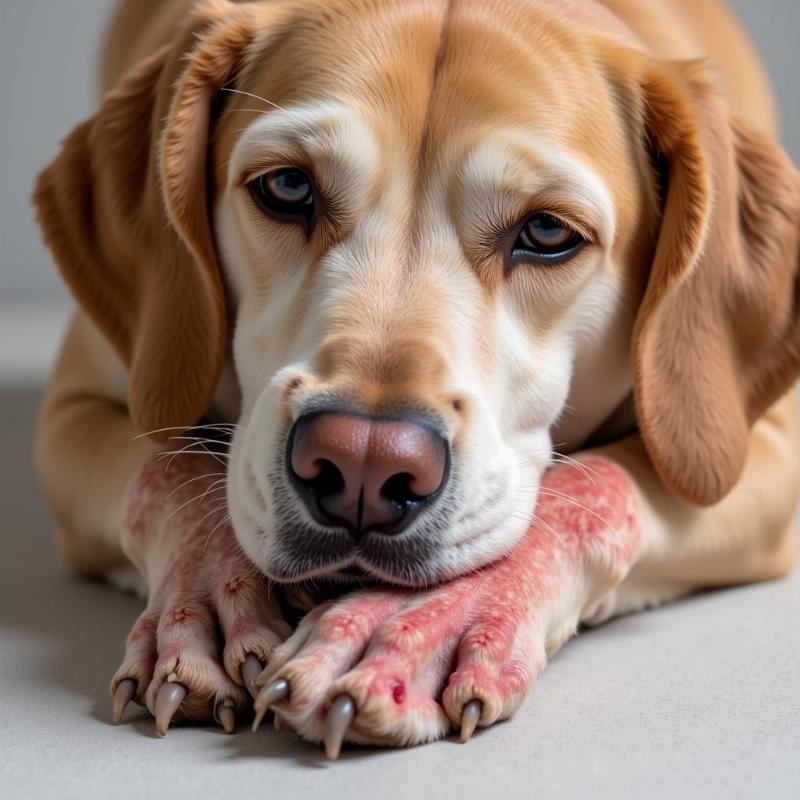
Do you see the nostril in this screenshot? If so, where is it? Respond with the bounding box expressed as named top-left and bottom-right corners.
top-left (380, 472), bottom-right (425, 507)
top-left (303, 459), bottom-right (345, 499)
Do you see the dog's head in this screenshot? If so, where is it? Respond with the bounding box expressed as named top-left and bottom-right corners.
top-left (34, 0), bottom-right (800, 585)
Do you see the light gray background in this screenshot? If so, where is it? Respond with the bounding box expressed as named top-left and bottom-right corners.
top-left (0, 2), bottom-right (799, 799)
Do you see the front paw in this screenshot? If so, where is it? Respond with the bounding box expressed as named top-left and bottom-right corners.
top-left (111, 454), bottom-right (291, 734)
top-left (252, 576), bottom-right (546, 756)
top-left (110, 565), bottom-right (286, 735)
top-left (251, 455), bottom-right (641, 756)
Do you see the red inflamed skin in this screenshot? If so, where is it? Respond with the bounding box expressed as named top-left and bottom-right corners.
top-left (111, 454), bottom-right (290, 735)
top-left (110, 451), bottom-right (640, 747)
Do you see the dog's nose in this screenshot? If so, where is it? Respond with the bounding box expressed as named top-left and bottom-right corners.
top-left (288, 412), bottom-right (448, 534)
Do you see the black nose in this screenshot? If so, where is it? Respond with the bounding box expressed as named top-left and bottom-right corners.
top-left (287, 412), bottom-right (449, 535)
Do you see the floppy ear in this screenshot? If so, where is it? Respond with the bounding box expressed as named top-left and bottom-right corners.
top-left (624, 57), bottom-right (800, 505)
top-left (33, 0), bottom-right (257, 439)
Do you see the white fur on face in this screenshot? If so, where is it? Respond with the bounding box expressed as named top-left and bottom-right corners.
top-left (215, 100), bottom-right (625, 587)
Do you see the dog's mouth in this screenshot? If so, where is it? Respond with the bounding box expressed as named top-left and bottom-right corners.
top-left (261, 514), bottom-right (448, 587)
top-left (334, 563), bottom-right (377, 580)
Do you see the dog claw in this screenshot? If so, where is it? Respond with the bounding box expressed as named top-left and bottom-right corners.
top-left (252, 678), bottom-right (290, 732)
top-left (240, 654), bottom-right (263, 700)
top-left (154, 682), bottom-right (187, 736)
top-left (215, 699), bottom-right (236, 734)
top-left (324, 694), bottom-right (355, 760)
top-left (274, 713), bottom-right (284, 732)
top-left (112, 679), bottom-right (137, 724)
top-left (459, 699), bottom-right (483, 743)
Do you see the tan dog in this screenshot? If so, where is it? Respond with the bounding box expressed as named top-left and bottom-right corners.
top-left (33, 0), bottom-right (799, 754)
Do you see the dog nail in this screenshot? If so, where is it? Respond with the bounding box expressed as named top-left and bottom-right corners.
top-left (154, 682), bottom-right (187, 736)
top-left (215, 699), bottom-right (236, 734)
top-left (324, 694), bottom-right (355, 760)
top-left (240, 654), bottom-right (263, 700)
top-left (252, 678), bottom-right (289, 732)
top-left (112, 679), bottom-right (137, 724)
top-left (459, 699), bottom-right (483, 743)
top-left (274, 713), bottom-right (284, 732)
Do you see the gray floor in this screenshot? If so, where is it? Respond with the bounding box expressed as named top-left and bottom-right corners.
top-left (1, 384), bottom-right (798, 800)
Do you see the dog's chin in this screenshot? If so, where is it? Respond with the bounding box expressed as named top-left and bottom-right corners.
top-left (228, 500), bottom-right (442, 587)
top-left (257, 520), bottom-right (447, 588)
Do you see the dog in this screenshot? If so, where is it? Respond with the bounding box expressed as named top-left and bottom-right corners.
top-left (33, 0), bottom-right (800, 756)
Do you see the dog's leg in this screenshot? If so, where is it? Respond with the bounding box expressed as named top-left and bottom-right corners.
top-left (35, 313), bottom-right (158, 575)
top-left (247, 455), bottom-right (642, 751)
top-left (110, 450), bottom-right (291, 733)
top-left (36, 313), bottom-right (290, 732)
top-left (582, 391), bottom-right (798, 624)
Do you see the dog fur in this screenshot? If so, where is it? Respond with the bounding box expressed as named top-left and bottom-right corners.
top-left (32, 0), bottom-right (800, 746)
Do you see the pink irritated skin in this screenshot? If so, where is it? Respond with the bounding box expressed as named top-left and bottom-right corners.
top-left (260, 456), bottom-right (641, 747)
top-left (111, 453), bottom-right (290, 723)
top-left (112, 449), bottom-right (639, 742)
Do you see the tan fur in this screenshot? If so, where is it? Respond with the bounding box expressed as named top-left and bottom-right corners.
top-left (34, 0), bottom-right (799, 599)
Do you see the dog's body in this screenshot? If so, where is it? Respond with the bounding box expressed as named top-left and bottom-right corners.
top-left (34, 0), bottom-right (799, 749)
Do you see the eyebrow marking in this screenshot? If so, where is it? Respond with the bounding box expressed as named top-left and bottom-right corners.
top-left (459, 134), bottom-right (617, 247)
top-left (228, 101), bottom-right (363, 182)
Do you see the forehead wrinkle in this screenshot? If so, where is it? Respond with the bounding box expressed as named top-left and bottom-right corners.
top-left (423, 6), bottom-right (588, 133)
top-left (408, 0), bottom-right (454, 254)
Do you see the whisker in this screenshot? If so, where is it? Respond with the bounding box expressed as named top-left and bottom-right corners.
top-left (516, 456), bottom-right (597, 483)
top-left (134, 422), bottom-right (239, 441)
top-left (204, 513), bottom-right (233, 550)
top-left (514, 447), bottom-right (598, 482)
top-left (166, 436), bottom-right (231, 458)
top-left (159, 448), bottom-right (230, 461)
top-left (220, 87), bottom-right (288, 113)
top-left (549, 453), bottom-right (598, 480)
top-left (510, 511), bottom-right (565, 547)
top-left (195, 502), bottom-right (231, 548)
top-left (165, 471), bottom-right (227, 500)
top-left (161, 482), bottom-right (227, 526)
top-left (514, 442), bottom-right (566, 455)
top-left (535, 487), bottom-right (611, 530)
top-left (167, 435), bottom-right (231, 446)
top-left (218, 106), bottom-right (280, 118)
top-left (158, 442), bottom-right (229, 469)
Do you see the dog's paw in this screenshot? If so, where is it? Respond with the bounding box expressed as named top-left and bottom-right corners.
top-left (251, 572), bottom-right (545, 755)
top-left (251, 456), bottom-right (640, 756)
top-left (110, 453), bottom-right (291, 734)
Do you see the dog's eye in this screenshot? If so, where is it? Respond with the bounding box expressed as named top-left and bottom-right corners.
top-left (249, 167), bottom-right (316, 229)
top-left (511, 213), bottom-right (585, 265)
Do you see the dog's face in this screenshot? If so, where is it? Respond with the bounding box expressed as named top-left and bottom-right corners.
top-left (212, 0), bottom-right (648, 584)
top-left (34, 0), bottom-right (800, 586)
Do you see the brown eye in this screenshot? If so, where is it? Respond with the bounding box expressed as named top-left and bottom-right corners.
top-left (249, 167), bottom-right (316, 230)
top-left (512, 213), bottom-right (585, 265)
